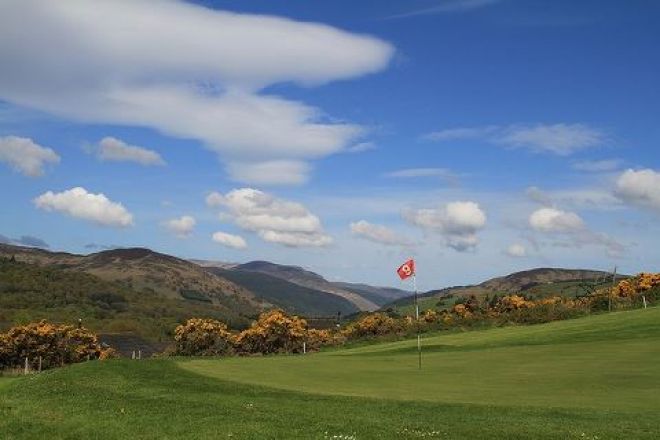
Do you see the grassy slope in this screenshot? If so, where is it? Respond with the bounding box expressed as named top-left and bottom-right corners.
top-left (1, 308), bottom-right (659, 439)
top-left (182, 307), bottom-right (660, 411)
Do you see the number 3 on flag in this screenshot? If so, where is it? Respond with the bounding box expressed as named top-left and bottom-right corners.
top-left (397, 259), bottom-right (415, 280)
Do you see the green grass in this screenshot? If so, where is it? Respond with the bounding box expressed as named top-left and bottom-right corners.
top-left (1, 307), bottom-right (659, 439)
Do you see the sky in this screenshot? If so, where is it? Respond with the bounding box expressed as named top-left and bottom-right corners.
top-left (1, 0), bottom-right (659, 291)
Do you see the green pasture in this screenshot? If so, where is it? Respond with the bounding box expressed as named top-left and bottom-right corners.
top-left (1, 307), bottom-right (659, 439)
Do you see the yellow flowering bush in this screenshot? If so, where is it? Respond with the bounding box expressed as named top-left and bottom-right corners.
top-left (341, 313), bottom-right (402, 339)
top-left (173, 318), bottom-right (235, 356)
top-left (422, 309), bottom-right (440, 323)
top-left (495, 295), bottom-right (535, 312)
top-left (615, 273), bottom-right (660, 298)
top-left (236, 310), bottom-right (307, 354)
top-left (0, 320), bottom-right (106, 370)
top-left (305, 328), bottom-right (344, 351)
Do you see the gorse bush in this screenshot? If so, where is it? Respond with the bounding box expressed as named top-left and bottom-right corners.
top-left (0, 320), bottom-right (112, 370)
top-left (173, 310), bottom-right (319, 356)
top-left (236, 310), bottom-right (307, 354)
top-left (173, 318), bottom-right (235, 356)
top-left (341, 313), bottom-right (403, 340)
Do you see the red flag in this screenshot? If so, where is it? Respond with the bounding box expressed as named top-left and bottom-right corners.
top-left (397, 259), bottom-right (415, 280)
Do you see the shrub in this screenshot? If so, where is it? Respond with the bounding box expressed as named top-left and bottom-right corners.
top-left (236, 310), bottom-right (307, 355)
top-left (305, 328), bottom-right (344, 351)
top-left (173, 318), bottom-right (235, 356)
top-left (0, 320), bottom-right (106, 370)
top-left (342, 313), bottom-right (403, 339)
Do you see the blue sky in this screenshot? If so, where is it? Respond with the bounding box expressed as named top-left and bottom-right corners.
top-left (1, 0), bottom-right (659, 290)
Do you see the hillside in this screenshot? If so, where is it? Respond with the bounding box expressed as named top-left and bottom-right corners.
top-left (0, 244), bottom-right (264, 311)
top-left (207, 267), bottom-right (359, 316)
top-left (236, 261), bottom-right (381, 311)
top-left (0, 258), bottom-right (257, 339)
top-left (331, 282), bottom-right (411, 305)
top-left (480, 267), bottom-right (613, 292)
top-left (385, 267), bottom-right (617, 313)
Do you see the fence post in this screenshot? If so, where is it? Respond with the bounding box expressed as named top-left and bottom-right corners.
top-left (138, 350), bottom-right (142, 360)
top-left (24, 357), bottom-right (29, 375)
top-left (38, 356), bottom-right (42, 372)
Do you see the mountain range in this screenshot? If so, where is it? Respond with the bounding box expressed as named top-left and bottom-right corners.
top-left (0, 244), bottom-right (410, 320)
top-left (0, 243), bottom-right (623, 340)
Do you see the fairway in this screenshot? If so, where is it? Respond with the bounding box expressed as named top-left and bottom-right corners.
top-left (1, 308), bottom-right (659, 439)
top-left (181, 307), bottom-right (660, 411)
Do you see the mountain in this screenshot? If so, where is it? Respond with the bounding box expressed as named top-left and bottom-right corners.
top-left (0, 244), bottom-right (264, 312)
top-left (384, 267), bottom-right (618, 310)
top-left (479, 268), bottom-right (614, 292)
top-left (0, 257), bottom-right (257, 340)
top-left (207, 268), bottom-right (359, 316)
top-left (331, 282), bottom-right (412, 306)
top-left (235, 261), bottom-right (381, 311)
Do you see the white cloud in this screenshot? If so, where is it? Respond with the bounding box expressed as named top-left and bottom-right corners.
top-left (572, 159), bottom-right (622, 172)
top-left (384, 168), bottom-right (459, 184)
top-left (424, 123), bottom-right (605, 155)
top-left (212, 231), bottom-right (247, 249)
top-left (0, 135), bottom-right (59, 177)
top-left (164, 215), bottom-right (196, 238)
top-left (529, 208), bottom-right (585, 233)
top-left (208, 188), bottom-right (332, 247)
top-left (206, 192), bottom-right (225, 208)
top-left (505, 243), bottom-right (527, 258)
top-left (97, 137), bottom-right (165, 166)
top-left (33, 187), bottom-right (133, 227)
top-left (226, 160), bottom-right (310, 186)
top-left (615, 169), bottom-right (660, 212)
top-left (404, 201), bottom-right (486, 251)
top-left (0, 1), bottom-right (394, 185)
top-left (344, 142), bottom-right (377, 154)
top-left (528, 207), bottom-right (623, 256)
top-left (350, 220), bottom-right (412, 246)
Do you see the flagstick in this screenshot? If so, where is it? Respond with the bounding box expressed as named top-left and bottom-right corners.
top-left (413, 272), bottom-right (421, 370)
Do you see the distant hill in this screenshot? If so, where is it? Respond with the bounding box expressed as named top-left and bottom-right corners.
top-left (207, 268), bottom-right (359, 316)
top-left (0, 244), bottom-right (264, 312)
top-left (235, 261), bottom-right (381, 311)
top-left (332, 282), bottom-right (411, 306)
top-left (384, 267), bottom-right (619, 312)
top-left (480, 268), bottom-right (614, 292)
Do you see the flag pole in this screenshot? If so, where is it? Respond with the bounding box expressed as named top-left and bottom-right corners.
top-left (413, 270), bottom-right (421, 370)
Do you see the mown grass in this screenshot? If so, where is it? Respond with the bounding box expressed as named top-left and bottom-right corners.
top-left (1, 307), bottom-right (659, 439)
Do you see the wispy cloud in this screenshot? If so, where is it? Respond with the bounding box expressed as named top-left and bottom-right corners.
top-left (572, 159), bottom-right (623, 173)
top-left (385, 0), bottom-right (500, 20)
top-left (424, 123), bottom-right (607, 156)
top-left (384, 167), bottom-right (460, 185)
top-left (344, 142), bottom-right (377, 154)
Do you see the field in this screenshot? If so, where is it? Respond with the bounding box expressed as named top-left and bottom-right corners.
top-left (1, 307), bottom-right (659, 439)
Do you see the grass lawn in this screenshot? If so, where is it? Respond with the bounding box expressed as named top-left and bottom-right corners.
top-left (1, 307), bottom-right (659, 439)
